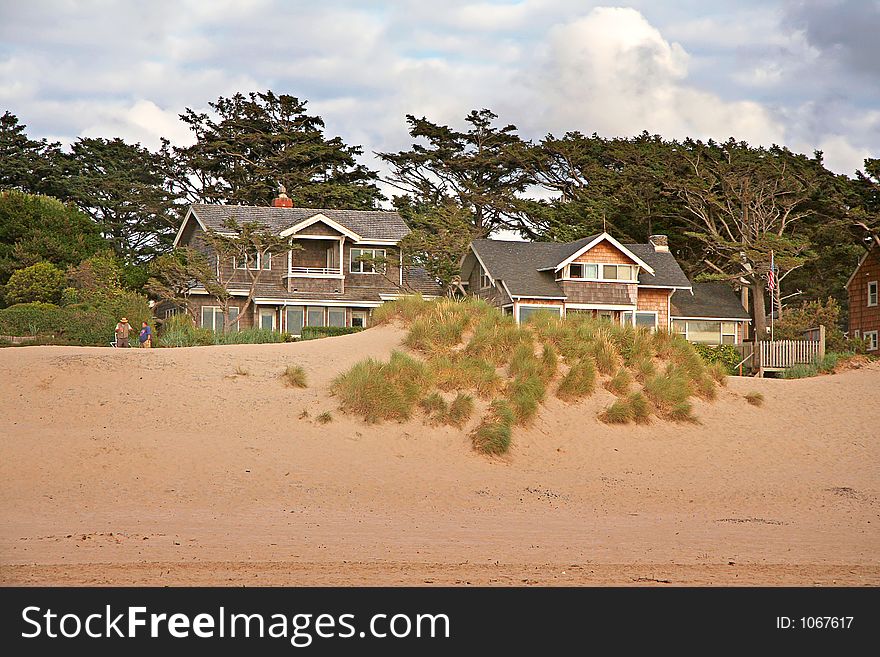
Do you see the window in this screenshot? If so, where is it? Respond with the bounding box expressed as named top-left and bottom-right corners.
top-left (478, 263), bottom-right (491, 289)
top-left (235, 252), bottom-right (270, 270)
top-left (869, 281), bottom-right (878, 307)
top-left (286, 307), bottom-right (304, 336)
top-left (200, 306), bottom-right (237, 331)
top-left (518, 304), bottom-right (562, 324)
top-left (565, 262), bottom-right (633, 281)
top-left (350, 248), bottom-right (386, 274)
top-left (673, 320), bottom-right (738, 345)
top-left (307, 307), bottom-right (325, 327)
top-left (865, 331), bottom-right (878, 351)
top-left (328, 308), bottom-right (347, 327)
top-left (259, 309), bottom-right (275, 331)
top-left (620, 311), bottom-right (658, 329)
top-left (351, 311), bottom-right (368, 328)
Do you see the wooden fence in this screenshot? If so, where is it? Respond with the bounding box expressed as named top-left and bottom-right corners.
top-left (756, 325), bottom-right (826, 376)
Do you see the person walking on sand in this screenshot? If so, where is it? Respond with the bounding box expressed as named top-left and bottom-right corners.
top-left (114, 317), bottom-right (131, 348)
top-left (138, 321), bottom-right (152, 348)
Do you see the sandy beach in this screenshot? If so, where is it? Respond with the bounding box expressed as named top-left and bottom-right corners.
top-left (1, 326), bottom-right (877, 586)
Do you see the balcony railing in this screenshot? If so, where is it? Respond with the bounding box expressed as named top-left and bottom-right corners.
top-left (285, 266), bottom-right (343, 278)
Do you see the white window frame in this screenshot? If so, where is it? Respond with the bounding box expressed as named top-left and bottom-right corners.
top-left (327, 308), bottom-right (347, 328)
top-left (351, 310), bottom-right (368, 328)
top-left (200, 305), bottom-right (237, 331)
top-left (672, 319), bottom-right (737, 345)
top-left (350, 248), bottom-right (386, 274)
top-left (868, 281), bottom-right (878, 307)
top-left (306, 306), bottom-right (326, 327)
top-left (258, 308), bottom-right (276, 331)
top-left (865, 330), bottom-right (878, 351)
top-left (621, 310), bottom-right (659, 331)
top-left (479, 263), bottom-right (492, 289)
top-left (562, 262), bottom-right (638, 283)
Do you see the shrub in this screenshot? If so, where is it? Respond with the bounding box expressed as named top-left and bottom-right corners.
top-left (281, 365), bottom-right (307, 388)
top-left (332, 350), bottom-right (432, 423)
top-left (600, 399), bottom-right (632, 424)
top-left (774, 298), bottom-right (847, 352)
top-left (0, 302), bottom-right (67, 336)
top-left (214, 327), bottom-right (287, 344)
top-left (744, 391), bottom-right (764, 406)
top-left (556, 358), bottom-right (596, 401)
top-left (157, 314), bottom-right (215, 347)
top-left (605, 368), bottom-right (632, 396)
top-left (693, 343), bottom-right (741, 375)
top-left (781, 362), bottom-right (818, 379)
top-left (300, 326), bottom-right (364, 340)
top-left (3, 262), bottom-right (66, 304)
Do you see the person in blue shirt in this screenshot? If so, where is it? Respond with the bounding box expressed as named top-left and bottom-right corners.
top-left (138, 321), bottom-right (152, 348)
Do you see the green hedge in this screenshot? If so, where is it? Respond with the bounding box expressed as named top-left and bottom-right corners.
top-left (0, 296), bottom-right (150, 347)
top-left (692, 343), bottom-right (742, 374)
top-left (300, 325), bottom-right (365, 340)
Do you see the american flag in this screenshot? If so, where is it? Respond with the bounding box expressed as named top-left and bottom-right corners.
top-left (767, 253), bottom-right (776, 291)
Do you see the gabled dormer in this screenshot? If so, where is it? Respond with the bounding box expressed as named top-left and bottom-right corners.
top-left (538, 233), bottom-right (655, 284)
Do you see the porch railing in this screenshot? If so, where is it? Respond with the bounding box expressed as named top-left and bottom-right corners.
top-left (285, 266), bottom-right (343, 277)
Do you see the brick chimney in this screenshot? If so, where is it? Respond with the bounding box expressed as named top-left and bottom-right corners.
top-left (272, 184), bottom-right (293, 208)
top-left (649, 234), bottom-right (669, 252)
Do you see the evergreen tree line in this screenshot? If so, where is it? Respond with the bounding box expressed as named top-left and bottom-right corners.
top-left (2, 90), bottom-right (878, 335)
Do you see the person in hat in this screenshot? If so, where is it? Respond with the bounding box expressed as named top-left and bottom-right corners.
top-left (138, 321), bottom-right (152, 349)
top-left (114, 317), bottom-right (131, 348)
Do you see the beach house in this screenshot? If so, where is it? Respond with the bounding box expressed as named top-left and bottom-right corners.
top-left (461, 233), bottom-right (751, 344)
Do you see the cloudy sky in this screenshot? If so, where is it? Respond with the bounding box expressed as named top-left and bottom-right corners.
top-left (1, 0), bottom-right (878, 182)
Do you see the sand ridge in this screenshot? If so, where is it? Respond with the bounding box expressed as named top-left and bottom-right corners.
top-left (0, 326), bottom-right (878, 586)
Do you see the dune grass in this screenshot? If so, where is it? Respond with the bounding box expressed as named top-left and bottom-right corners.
top-left (332, 350), bottom-right (432, 423)
top-left (605, 368), bottom-right (632, 396)
top-left (281, 364), bottom-right (307, 388)
top-left (556, 357), bottom-right (597, 401)
top-left (745, 391), bottom-right (764, 406)
top-left (333, 296), bottom-right (724, 453)
top-left (316, 411), bottom-right (333, 424)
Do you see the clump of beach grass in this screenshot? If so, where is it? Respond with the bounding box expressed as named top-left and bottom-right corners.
top-left (627, 391), bottom-right (652, 424)
top-left (590, 332), bottom-right (620, 375)
top-left (471, 399), bottom-right (515, 455)
top-left (506, 372), bottom-right (546, 425)
top-left (556, 357), bottom-right (596, 402)
top-left (599, 398), bottom-right (632, 424)
top-left (281, 364), bottom-right (307, 388)
top-left (316, 411), bottom-right (333, 424)
top-left (430, 353), bottom-right (501, 398)
top-left (370, 294), bottom-right (429, 325)
top-left (332, 350), bottom-right (432, 423)
top-left (605, 368), bottom-right (632, 396)
top-left (744, 391), bottom-right (764, 406)
top-left (404, 298), bottom-right (473, 354)
top-left (420, 392), bottom-right (448, 418)
top-left (446, 393), bottom-right (475, 428)
top-left (234, 364), bottom-right (250, 376)
top-left (465, 314), bottom-right (530, 366)
top-left (706, 361), bottom-right (729, 385)
top-left (643, 367), bottom-right (695, 422)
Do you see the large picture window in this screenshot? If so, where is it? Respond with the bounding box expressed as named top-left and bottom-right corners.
top-left (201, 306), bottom-right (238, 331)
top-left (328, 308), bottom-right (347, 327)
top-left (350, 248), bottom-right (386, 274)
top-left (307, 307), bottom-right (325, 327)
top-left (621, 311), bottom-right (658, 330)
top-left (673, 319), bottom-right (738, 345)
top-left (517, 304), bottom-right (562, 324)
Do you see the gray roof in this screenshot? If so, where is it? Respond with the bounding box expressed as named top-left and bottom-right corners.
top-left (472, 239), bottom-right (568, 298)
top-left (190, 203), bottom-right (410, 242)
top-left (471, 235), bottom-right (692, 299)
top-left (671, 282), bottom-right (751, 320)
top-left (403, 266), bottom-right (444, 296)
top-left (623, 244), bottom-right (692, 288)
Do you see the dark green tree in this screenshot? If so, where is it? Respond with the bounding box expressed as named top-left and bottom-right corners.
top-left (172, 91), bottom-right (383, 209)
top-left (379, 109), bottom-right (530, 235)
top-left (63, 137), bottom-right (182, 264)
top-left (0, 190), bottom-right (106, 286)
top-left (0, 111), bottom-right (65, 196)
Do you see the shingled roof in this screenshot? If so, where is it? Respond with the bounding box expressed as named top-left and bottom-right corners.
top-left (671, 282), bottom-right (751, 320)
top-left (471, 235), bottom-right (692, 299)
top-left (189, 203), bottom-right (410, 242)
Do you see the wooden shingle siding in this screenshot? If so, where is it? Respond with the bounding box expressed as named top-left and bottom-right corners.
top-left (848, 246), bottom-right (880, 340)
top-left (636, 288), bottom-right (672, 328)
top-left (561, 281), bottom-right (637, 305)
top-left (297, 222), bottom-right (344, 237)
top-left (573, 241), bottom-right (637, 265)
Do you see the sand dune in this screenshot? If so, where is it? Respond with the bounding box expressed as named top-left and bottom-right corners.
top-left (1, 326), bottom-right (878, 586)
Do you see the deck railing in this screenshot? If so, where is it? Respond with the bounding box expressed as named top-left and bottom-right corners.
top-left (286, 266), bottom-right (342, 277)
